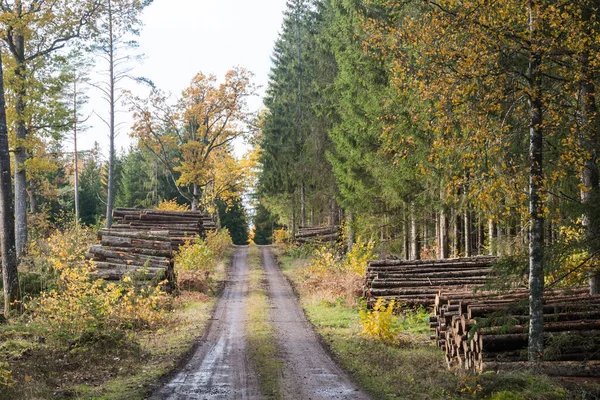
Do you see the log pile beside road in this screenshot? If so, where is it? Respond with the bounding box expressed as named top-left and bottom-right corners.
top-left (86, 229), bottom-right (175, 282)
top-left (84, 208), bottom-right (217, 283)
top-left (296, 226), bottom-right (340, 245)
top-left (430, 287), bottom-right (600, 376)
top-left (363, 256), bottom-right (497, 308)
top-left (112, 208), bottom-right (217, 249)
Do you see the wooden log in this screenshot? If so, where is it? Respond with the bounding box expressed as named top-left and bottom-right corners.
top-left (370, 279), bottom-right (488, 289)
top-left (367, 256), bottom-right (497, 267)
top-left (87, 245), bottom-right (170, 266)
top-left (98, 229), bottom-right (171, 242)
top-left (100, 236), bottom-right (172, 252)
top-left (373, 269), bottom-right (491, 279)
top-left (93, 245), bottom-right (172, 258)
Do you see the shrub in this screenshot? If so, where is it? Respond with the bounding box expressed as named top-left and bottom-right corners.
top-left (175, 237), bottom-right (216, 292)
top-left (157, 199), bottom-right (190, 211)
top-left (26, 229), bottom-right (170, 344)
top-left (273, 229), bottom-right (291, 245)
top-left (206, 229), bottom-right (233, 260)
top-left (359, 298), bottom-right (401, 344)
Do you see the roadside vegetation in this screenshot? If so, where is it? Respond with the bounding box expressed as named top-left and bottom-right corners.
top-left (245, 245), bottom-right (284, 399)
top-left (0, 218), bottom-right (234, 400)
top-left (273, 238), bottom-right (600, 400)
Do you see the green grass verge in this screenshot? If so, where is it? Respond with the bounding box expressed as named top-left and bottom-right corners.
top-left (246, 245), bottom-right (283, 399)
top-left (274, 246), bottom-right (599, 400)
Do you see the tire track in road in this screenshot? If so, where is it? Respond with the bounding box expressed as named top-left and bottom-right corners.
top-left (261, 246), bottom-right (371, 400)
top-left (151, 246), bottom-right (262, 400)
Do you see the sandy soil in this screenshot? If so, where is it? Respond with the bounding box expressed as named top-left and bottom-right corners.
top-left (261, 246), bottom-right (371, 400)
top-left (151, 246), bottom-right (262, 400)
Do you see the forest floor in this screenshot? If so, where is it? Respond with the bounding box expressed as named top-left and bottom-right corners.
top-left (274, 247), bottom-right (600, 400)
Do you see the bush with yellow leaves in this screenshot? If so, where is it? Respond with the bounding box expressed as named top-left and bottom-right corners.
top-left (273, 229), bottom-right (291, 245)
top-left (156, 199), bottom-right (190, 212)
top-left (359, 298), bottom-right (401, 344)
top-left (301, 239), bottom-right (375, 304)
top-left (206, 229), bottom-right (233, 259)
top-left (26, 227), bottom-right (170, 343)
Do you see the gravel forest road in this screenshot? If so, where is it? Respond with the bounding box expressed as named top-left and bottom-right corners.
top-left (151, 246), bottom-right (261, 400)
top-left (151, 245), bottom-right (370, 400)
top-left (261, 246), bottom-right (370, 400)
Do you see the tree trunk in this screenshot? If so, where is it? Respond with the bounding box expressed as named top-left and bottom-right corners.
top-left (27, 184), bottom-right (36, 214)
top-left (488, 219), bottom-right (495, 256)
top-left (74, 81), bottom-right (80, 223)
top-left (191, 183), bottom-right (199, 211)
top-left (14, 31), bottom-right (27, 257)
top-left (105, 0), bottom-right (116, 228)
top-left (0, 52), bottom-right (21, 317)
top-left (440, 205), bottom-right (449, 259)
top-left (410, 202), bottom-right (420, 260)
top-left (347, 209), bottom-right (354, 252)
top-left (300, 183), bottom-right (306, 227)
top-left (527, 5), bottom-right (545, 361)
top-left (403, 205), bottom-right (409, 259)
top-left (578, 5), bottom-right (600, 295)
top-left (464, 208), bottom-right (472, 257)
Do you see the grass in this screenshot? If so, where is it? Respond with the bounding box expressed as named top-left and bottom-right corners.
top-left (274, 246), bottom-right (600, 400)
top-left (0, 251), bottom-right (231, 399)
top-left (245, 245), bottom-right (283, 399)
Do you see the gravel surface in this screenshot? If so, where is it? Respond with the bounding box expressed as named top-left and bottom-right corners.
top-left (261, 246), bottom-right (371, 400)
top-left (151, 246), bottom-right (262, 400)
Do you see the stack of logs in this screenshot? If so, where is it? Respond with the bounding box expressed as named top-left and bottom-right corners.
top-left (364, 257), bottom-right (497, 309)
top-left (431, 288), bottom-right (600, 376)
top-left (296, 226), bottom-right (340, 245)
top-left (111, 208), bottom-right (217, 250)
top-left (86, 229), bottom-right (175, 282)
top-left (85, 208), bottom-right (217, 282)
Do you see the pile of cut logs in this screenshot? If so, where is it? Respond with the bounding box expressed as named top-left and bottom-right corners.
top-left (86, 229), bottom-right (175, 282)
top-left (431, 287), bottom-right (600, 376)
top-left (296, 226), bottom-right (340, 245)
top-left (364, 256), bottom-right (497, 308)
top-left (85, 208), bottom-right (217, 283)
top-left (111, 208), bottom-right (216, 249)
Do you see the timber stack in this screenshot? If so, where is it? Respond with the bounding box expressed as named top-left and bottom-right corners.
top-left (430, 287), bottom-right (600, 376)
top-left (296, 225), bottom-right (340, 245)
top-left (112, 208), bottom-right (217, 249)
top-left (86, 229), bottom-right (175, 282)
top-left (364, 256), bottom-right (497, 309)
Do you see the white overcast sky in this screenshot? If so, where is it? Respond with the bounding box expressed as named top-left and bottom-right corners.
top-left (79, 0), bottom-right (287, 157)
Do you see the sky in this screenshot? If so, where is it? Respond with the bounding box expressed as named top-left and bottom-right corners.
top-left (79, 0), bottom-right (287, 157)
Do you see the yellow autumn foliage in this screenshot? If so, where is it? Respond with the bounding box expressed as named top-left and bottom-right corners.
top-left (156, 199), bottom-right (190, 212)
top-left (27, 228), bottom-right (170, 343)
top-left (359, 298), bottom-right (401, 344)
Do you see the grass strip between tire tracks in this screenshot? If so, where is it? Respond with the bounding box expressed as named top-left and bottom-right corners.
top-left (246, 245), bottom-right (284, 400)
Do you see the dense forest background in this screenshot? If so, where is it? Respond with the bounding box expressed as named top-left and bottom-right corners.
top-left (255, 0), bottom-right (600, 303)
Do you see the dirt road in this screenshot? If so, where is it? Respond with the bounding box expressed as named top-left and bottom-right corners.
top-left (151, 246), bottom-right (261, 400)
top-left (261, 246), bottom-right (370, 400)
top-left (151, 246), bottom-right (370, 399)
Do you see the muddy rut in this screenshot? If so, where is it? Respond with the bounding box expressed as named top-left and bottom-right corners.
top-left (151, 246), bottom-right (370, 400)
